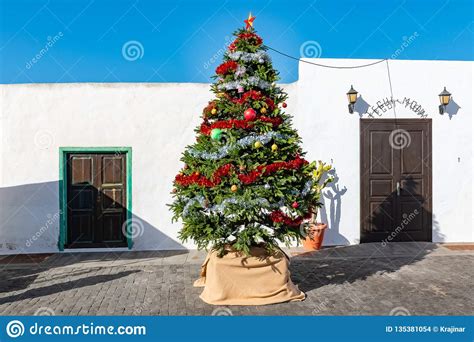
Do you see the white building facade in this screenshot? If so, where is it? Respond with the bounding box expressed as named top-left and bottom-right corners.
top-left (0, 59), bottom-right (472, 254)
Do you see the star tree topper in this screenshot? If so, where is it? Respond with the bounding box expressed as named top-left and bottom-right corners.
top-left (244, 12), bottom-right (256, 30)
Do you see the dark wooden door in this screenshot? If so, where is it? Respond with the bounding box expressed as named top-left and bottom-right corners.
top-left (66, 153), bottom-right (127, 248)
top-left (360, 119), bottom-right (432, 243)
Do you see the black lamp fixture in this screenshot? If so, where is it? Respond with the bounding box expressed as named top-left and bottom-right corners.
top-left (347, 85), bottom-right (358, 114)
top-left (438, 87), bottom-right (451, 115)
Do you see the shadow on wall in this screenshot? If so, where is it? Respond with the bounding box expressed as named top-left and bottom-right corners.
top-left (443, 97), bottom-right (461, 120)
top-left (367, 176), bottom-right (443, 244)
top-left (294, 176), bottom-right (444, 293)
top-left (353, 95), bottom-right (370, 117)
top-left (319, 168), bottom-right (349, 245)
top-left (0, 181), bottom-right (184, 254)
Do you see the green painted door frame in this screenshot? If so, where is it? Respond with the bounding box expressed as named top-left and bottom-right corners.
top-left (58, 147), bottom-right (133, 251)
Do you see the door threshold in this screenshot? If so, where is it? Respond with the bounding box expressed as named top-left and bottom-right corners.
top-left (62, 247), bottom-right (130, 253)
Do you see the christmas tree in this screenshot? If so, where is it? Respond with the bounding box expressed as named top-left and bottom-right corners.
top-left (170, 14), bottom-right (317, 255)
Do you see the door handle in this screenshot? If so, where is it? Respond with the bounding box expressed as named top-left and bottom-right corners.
top-left (396, 182), bottom-right (401, 196)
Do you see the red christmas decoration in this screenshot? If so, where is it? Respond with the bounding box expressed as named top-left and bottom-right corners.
top-left (265, 98), bottom-right (275, 111)
top-left (175, 156), bottom-right (308, 188)
top-left (244, 108), bottom-right (257, 121)
top-left (225, 90), bottom-right (275, 112)
top-left (292, 201), bottom-right (299, 208)
top-left (200, 116), bottom-right (283, 135)
top-left (228, 32), bottom-right (263, 52)
top-left (175, 164), bottom-right (234, 187)
top-left (269, 210), bottom-right (312, 227)
top-left (216, 61), bottom-right (238, 75)
top-left (237, 32), bottom-right (263, 46)
top-left (282, 102), bottom-right (287, 108)
top-left (232, 90), bottom-right (262, 104)
top-left (238, 156), bottom-right (308, 184)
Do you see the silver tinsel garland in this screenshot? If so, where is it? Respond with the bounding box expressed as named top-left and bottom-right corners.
top-left (188, 131), bottom-right (287, 160)
top-left (234, 65), bottom-right (247, 78)
top-left (227, 51), bottom-right (271, 63)
top-left (217, 76), bottom-right (270, 91)
top-left (181, 180), bottom-right (313, 218)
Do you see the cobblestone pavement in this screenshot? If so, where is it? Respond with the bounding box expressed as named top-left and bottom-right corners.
top-left (0, 243), bottom-right (472, 316)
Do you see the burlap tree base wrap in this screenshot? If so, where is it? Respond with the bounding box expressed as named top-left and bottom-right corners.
top-left (194, 246), bottom-right (305, 305)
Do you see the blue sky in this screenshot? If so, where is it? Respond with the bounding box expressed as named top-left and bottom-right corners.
top-left (0, 0), bottom-right (473, 84)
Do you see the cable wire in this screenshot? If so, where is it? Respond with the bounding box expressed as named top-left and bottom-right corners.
top-left (265, 45), bottom-right (387, 69)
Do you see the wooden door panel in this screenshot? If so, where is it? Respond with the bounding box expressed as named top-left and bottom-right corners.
top-left (369, 201), bottom-right (395, 232)
top-left (401, 131), bottom-right (423, 175)
top-left (69, 188), bottom-right (94, 210)
top-left (102, 189), bottom-right (124, 209)
top-left (370, 131), bottom-right (393, 175)
top-left (96, 154), bottom-right (126, 246)
top-left (400, 202), bottom-right (424, 232)
top-left (400, 178), bottom-right (424, 198)
top-left (66, 152), bottom-right (127, 248)
top-left (361, 119), bottom-right (432, 243)
top-left (71, 157), bottom-right (93, 184)
top-left (370, 179), bottom-right (393, 197)
top-left (70, 215), bottom-right (93, 243)
top-left (102, 156), bottom-right (124, 184)
top-left (102, 214), bottom-right (124, 242)
top-left (361, 122), bottom-right (399, 241)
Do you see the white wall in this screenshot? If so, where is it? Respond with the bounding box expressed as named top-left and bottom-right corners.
top-left (296, 59), bottom-right (473, 244)
top-left (0, 59), bottom-right (472, 254)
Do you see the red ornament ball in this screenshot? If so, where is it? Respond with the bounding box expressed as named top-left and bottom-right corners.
top-left (292, 201), bottom-right (299, 208)
top-left (282, 102), bottom-right (287, 108)
top-left (244, 108), bottom-right (257, 121)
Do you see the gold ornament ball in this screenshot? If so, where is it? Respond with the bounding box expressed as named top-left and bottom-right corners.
top-left (211, 108), bottom-right (217, 115)
top-left (231, 185), bottom-right (238, 192)
top-left (254, 141), bottom-right (263, 148)
top-left (260, 107), bottom-right (267, 114)
top-left (271, 144), bottom-right (278, 152)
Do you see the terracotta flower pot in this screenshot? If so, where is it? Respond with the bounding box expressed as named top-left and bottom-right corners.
top-left (302, 223), bottom-right (327, 251)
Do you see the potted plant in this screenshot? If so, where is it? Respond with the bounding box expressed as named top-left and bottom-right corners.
top-left (302, 161), bottom-right (334, 251)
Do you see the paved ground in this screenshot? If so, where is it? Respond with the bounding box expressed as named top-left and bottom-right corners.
top-left (0, 243), bottom-right (472, 316)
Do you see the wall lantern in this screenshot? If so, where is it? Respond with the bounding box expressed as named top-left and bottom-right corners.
top-left (347, 85), bottom-right (358, 114)
top-left (438, 87), bottom-right (451, 115)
